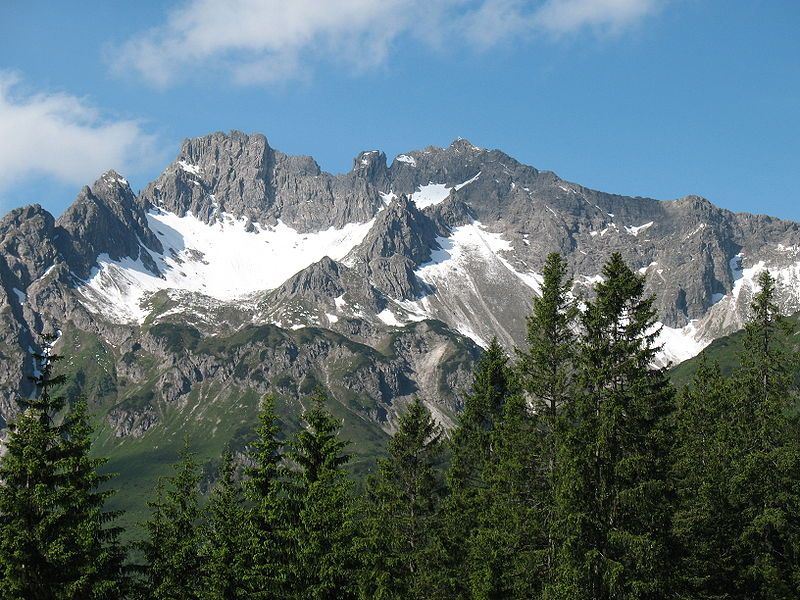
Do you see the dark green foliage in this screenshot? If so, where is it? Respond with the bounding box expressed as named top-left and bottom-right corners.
top-left (361, 398), bottom-right (444, 599)
top-left (0, 338), bottom-right (126, 599)
top-left (517, 252), bottom-right (579, 416)
top-left (0, 343), bottom-right (69, 599)
top-left (672, 356), bottom-right (739, 599)
top-left (447, 338), bottom-right (514, 489)
top-left (440, 338), bottom-right (515, 597)
top-left (727, 271), bottom-right (800, 598)
top-left (138, 439), bottom-right (203, 599)
top-left (279, 387), bottom-right (361, 599)
top-left (5, 258), bottom-right (800, 600)
top-left (245, 394), bottom-right (285, 597)
top-left (57, 399), bottom-right (128, 599)
top-left (515, 251), bottom-right (579, 594)
top-left (553, 252), bottom-right (675, 599)
top-left (148, 322), bottom-right (202, 353)
top-left (468, 393), bottom-right (540, 599)
top-left (201, 449), bottom-right (251, 600)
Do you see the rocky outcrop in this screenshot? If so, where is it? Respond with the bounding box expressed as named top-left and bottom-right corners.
top-left (57, 171), bottom-right (163, 278)
top-left (345, 195), bottom-right (440, 299)
top-left (2, 129), bottom-right (800, 446)
top-left (140, 131), bottom-right (384, 231)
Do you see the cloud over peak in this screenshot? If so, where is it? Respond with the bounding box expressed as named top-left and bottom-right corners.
top-left (114, 0), bottom-right (664, 87)
top-left (0, 73), bottom-right (158, 194)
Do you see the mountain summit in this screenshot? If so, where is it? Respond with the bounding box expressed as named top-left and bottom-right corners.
top-left (2, 130), bottom-right (800, 438)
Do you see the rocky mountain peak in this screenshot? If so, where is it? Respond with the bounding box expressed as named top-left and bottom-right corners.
top-left (352, 150), bottom-right (388, 181)
top-left (448, 137), bottom-right (483, 153)
top-left (364, 195), bottom-right (439, 265)
top-left (671, 195), bottom-right (721, 218)
top-left (56, 172), bottom-right (162, 279)
top-left (141, 130), bottom-right (386, 232)
top-left (0, 204), bottom-right (54, 234)
top-left (4, 130), bottom-right (800, 464)
top-left (343, 195), bottom-right (440, 300)
top-left (0, 204), bottom-right (62, 289)
top-left (274, 256), bottom-right (347, 301)
top-left (178, 130), bottom-right (270, 166)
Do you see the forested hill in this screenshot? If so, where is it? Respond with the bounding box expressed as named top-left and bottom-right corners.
top-left (1, 252), bottom-right (799, 598)
top-left (670, 311), bottom-right (800, 387)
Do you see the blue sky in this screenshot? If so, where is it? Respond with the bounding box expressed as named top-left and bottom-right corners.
top-left (0, 0), bottom-right (798, 220)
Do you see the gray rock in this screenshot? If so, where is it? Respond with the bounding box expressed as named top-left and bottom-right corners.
top-left (57, 171), bottom-right (163, 279)
top-left (2, 129), bottom-right (800, 452)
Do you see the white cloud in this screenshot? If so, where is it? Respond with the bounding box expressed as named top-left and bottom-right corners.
top-left (114, 0), bottom-right (664, 87)
top-left (535, 0), bottom-right (661, 34)
top-left (114, 0), bottom-right (438, 87)
top-left (0, 73), bottom-right (158, 192)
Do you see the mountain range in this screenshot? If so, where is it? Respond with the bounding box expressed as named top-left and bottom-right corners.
top-left (2, 130), bottom-right (800, 515)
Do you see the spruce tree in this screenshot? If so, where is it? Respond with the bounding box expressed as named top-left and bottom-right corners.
top-left (468, 392), bottom-right (540, 600)
top-left (672, 356), bottom-right (739, 599)
top-left (280, 387), bottom-right (360, 600)
top-left (515, 251), bottom-right (578, 594)
top-left (57, 399), bottom-right (128, 599)
top-left (0, 339), bottom-right (69, 599)
top-left (0, 336), bottom-right (126, 599)
top-left (440, 338), bottom-right (514, 597)
top-left (361, 398), bottom-right (444, 600)
top-left (201, 449), bottom-right (250, 600)
top-left (517, 252), bottom-right (578, 417)
top-left (245, 394), bottom-right (285, 597)
top-left (728, 270), bottom-right (800, 598)
top-left (139, 439), bottom-right (203, 600)
top-left (554, 252), bottom-right (675, 599)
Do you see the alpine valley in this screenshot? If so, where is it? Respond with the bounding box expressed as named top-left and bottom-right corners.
top-left (2, 131), bottom-right (800, 520)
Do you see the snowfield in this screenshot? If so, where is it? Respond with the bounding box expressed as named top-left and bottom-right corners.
top-left (410, 172), bottom-right (481, 209)
top-left (78, 208), bottom-right (375, 323)
top-left (73, 201), bottom-right (800, 367)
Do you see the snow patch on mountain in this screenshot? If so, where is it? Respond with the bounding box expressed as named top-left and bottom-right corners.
top-left (725, 253), bottom-right (800, 313)
top-left (656, 321), bottom-right (710, 366)
top-left (377, 309), bottom-right (403, 326)
top-left (403, 221), bottom-right (714, 365)
top-left (77, 208), bottom-right (375, 323)
top-left (625, 221), bottom-right (654, 236)
top-left (416, 222), bottom-right (541, 295)
top-left (177, 160), bottom-right (202, 176)
top-left (411, 172), bottom-right (481, 209)
top-left (379, 192), bottom-right (396, 205)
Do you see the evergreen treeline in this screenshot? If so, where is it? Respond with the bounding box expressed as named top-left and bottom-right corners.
top-left (1, 252), bottom-right (799, 599)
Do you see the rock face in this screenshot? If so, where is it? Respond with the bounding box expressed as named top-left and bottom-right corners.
top-left (58, 171), bottom-right (163, 278)
top-left (140, 131), bottom-right (384, 231)
top-left (2, 130), bottom-right (800, 453)
top-left (347, 195), bottom-right (440, 300)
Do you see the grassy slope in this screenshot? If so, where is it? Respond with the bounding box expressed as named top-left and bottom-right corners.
top-left (669, 313), bottom-right (800, 389)
top-left (52, 324), bottom-right (434, 539)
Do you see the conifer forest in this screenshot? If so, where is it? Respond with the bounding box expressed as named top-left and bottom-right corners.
top-left (1, 252), bottom-right (798, 600)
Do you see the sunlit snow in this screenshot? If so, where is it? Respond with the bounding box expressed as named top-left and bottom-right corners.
top-left (377, 309), bottom-right (403, 326)
top-left (79, 209), bottom-right (375, 323)
top-left (624, 221), bottom-right (654, 236)
top-left (411, 172), bottom-right (481, 209)
top-left (655, 321), bottom-right (710, 366)
top-left (177, 160), bottom-right (202, 176)
top-left (416, 222), bottom-right (542, 296)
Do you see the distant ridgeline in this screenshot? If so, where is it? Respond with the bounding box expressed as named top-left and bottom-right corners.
top-left (4, 131), bottom-right (800, 454)
top-left (1, 252), bottom-right (798, 598)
